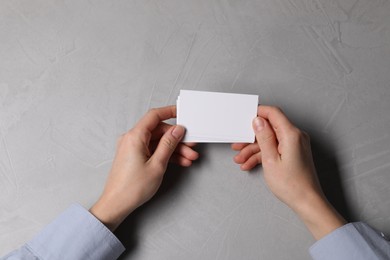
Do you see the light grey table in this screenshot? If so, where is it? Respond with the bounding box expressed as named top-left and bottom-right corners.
top-left (1, 1), bottom-right (389, 259)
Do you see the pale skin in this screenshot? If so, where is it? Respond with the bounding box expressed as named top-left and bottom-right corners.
top-left (90, 105), bottom-right (346, 240)
top-left (90, 106), bottom-right (199, 231)
top-left (232, 105), bottom-right (346, 240)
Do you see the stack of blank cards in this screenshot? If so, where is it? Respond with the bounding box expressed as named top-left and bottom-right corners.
top-left (176, 90), bottom-right (259, 143)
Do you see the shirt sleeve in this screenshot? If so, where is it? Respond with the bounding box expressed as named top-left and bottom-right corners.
top-left (1, 204), bottom-right (125, 260)
top-left (310, 222), bottom-right (390, 260)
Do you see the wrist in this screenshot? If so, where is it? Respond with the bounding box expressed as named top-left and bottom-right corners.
top-left (89, 201), bottom-right (123, 232)
top-left (293, 192), bottom-right (346, 240)
top-left (89, 193), bottom-right (137, 231)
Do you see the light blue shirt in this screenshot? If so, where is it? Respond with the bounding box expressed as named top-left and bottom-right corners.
top-left (2, 204), bottom-right (389, 259)
top-left (310, 222), bottom-right (390, 259)
top-left (1, 204), bottom-right (125, 260)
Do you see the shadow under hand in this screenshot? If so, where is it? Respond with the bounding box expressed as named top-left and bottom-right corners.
top-left (309, 134), bottom-right (356, 222)
top-left (115, 144), bottom-right (208, 259)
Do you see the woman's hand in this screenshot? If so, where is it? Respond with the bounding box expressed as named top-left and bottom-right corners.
top-left (232, 106), bottom-right (346, 240)
top-left (90, 106), bottom-right (198, 231)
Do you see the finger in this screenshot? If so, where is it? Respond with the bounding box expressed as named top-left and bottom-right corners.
top-left (240, 153), bottom-right (262, 171)
top-left (233, 143), bottom-right (260, 164)
top-left (135, 106), bottom-right (176, 143)
top-left (253, 117), bottom-right (280, 163)
top-left (169, 154), bottom-right (193, 167)
top-left (184, 142), bottom-right (197, 147)
top-left (149, 141), bottom-right (198, 160)
top-left (151, 122), bottom-right (174, 140)
top-left (150, 124), bottom-right (198, 147)
top-left (257, 106), bottom-right (295, 140)
top-left (231, 143), bottom-right (249, 151)
top-left (151, 125), bottom-right (185, 170)
top-left (175, 143), bottom-right (199, 161)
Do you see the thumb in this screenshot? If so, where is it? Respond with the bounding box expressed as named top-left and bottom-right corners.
top-left (152, 125), bottom-right (185, 169)
top-left (253, 117), bottom-right (280, 163)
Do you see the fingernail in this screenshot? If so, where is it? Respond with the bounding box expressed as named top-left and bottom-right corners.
top-left (253, 117), bottom-right (265, 131)
top-left (172, 125), bottom-right (185, 139)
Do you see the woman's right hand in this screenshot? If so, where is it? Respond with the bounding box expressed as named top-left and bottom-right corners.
top-left (232, 105), bottom-right (346, 240)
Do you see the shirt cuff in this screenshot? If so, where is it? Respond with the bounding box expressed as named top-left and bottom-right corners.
top-left (309, 222), bottom-right (390, 260)
top-left (27, 204), bottom-right (125, 260)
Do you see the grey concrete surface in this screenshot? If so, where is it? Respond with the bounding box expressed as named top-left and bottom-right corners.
top-left (1, 0), bottom-right (390, 259)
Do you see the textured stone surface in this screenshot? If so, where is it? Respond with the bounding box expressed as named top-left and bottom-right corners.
top-left (1, 1), bottom-right (389, 259)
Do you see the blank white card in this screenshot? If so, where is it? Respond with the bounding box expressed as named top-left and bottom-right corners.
top-left (176, 90), bottom-right (259, 143)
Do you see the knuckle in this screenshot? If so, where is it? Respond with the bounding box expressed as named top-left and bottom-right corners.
top-left (124, 130), bottom-right (135, 139)
top-left (148, 108), bottom-right (157, 113)
top-left (123, 133), bottom-right (134, 143)
top-left (251, 144), bottom-right (260, 154)
top-left (263, 156), bottom-right (277, 166)
top-left (133, 127), bottom-right (150, 140)
top-left (120, 130), bottom-right (140, 146)
top-left (302, 131), bottom-right (310, 141)
top-left (292, 127), bottom-right (301, 136)
top-left (161, 137), bottom-right (176, 151)
top-left (147, 108), bottom-right (161, 122)
top-left (147, 108), bottom-right (158, 117)
top-left (288, 128), bottom-right (301, 143)
top-left (289, 128), bottom-right (310, 144)
top-left (272, 106), bottom-right (283, 114)
top-left (129, 127), bottom-right (140, 136)
top-left (260, 133), bottom-right (275, 144)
